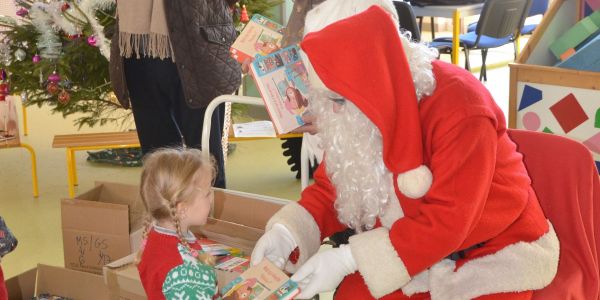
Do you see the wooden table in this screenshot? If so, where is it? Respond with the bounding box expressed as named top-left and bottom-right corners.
top-left (53, 126), bottom-right (302, 198)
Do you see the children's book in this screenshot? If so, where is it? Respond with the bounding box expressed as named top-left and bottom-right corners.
top-left (216, 255), bottom-right (251, 273)
top-left (198, 238), bottom-right (243, 257)
top-left (249, 45), bottom-right (311, 134)
top-left (221, 260), bottom-right (300, 300)
top-left (231, 14), bottom-right (284, 64)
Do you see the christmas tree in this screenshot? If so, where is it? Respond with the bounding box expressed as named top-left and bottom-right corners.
top-left (0, 0), bottom-right (120, 128)
top-left (0, 0), bottom-right (281, 129)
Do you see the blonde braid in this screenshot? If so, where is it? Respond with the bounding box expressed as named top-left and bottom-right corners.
top-left (169, 202), bottom-right (216, 266)
top-left (135, 215), bottom-right (154, 265)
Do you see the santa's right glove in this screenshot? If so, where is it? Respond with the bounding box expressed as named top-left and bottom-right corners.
top-left (251, 223), bottom-right (298, 269)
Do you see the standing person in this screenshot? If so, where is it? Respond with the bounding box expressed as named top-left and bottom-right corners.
top-left (251, 1), bottom-right (560, 299)
top-left (110, 0), bottom-right (242, 188)
top-left (281, 0), bottom-right (326, 47)
top-left (136, 148), bottom-right (218, 300)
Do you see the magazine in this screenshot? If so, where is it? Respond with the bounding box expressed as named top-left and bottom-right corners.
top-left (232, 121), bottom-right (276, 138)
top-left (230, 14), bottom-right (284, 64)
top-left (221, 260), bottom-right (300, 300)
top-left (249, 45), bottom-right (311, 134)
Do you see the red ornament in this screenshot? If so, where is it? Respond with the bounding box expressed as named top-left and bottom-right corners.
top-left (58, 90), bottom-right (70, 104)
top-left (0, 94), bottom-right (5, 101)
top-left (0, 83), bottom-right (8, 95)
top-left (46, 82), bottom-right (59, 95)
top-left (240, 5), bottom-right (250, 23)
top-left (61, 2), bottom-right (70, 12)
top-left (66, 34), bottom-right (81, 40)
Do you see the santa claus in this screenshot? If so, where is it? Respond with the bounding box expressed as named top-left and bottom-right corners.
top-left (251, 1), bottom-right (560, 299)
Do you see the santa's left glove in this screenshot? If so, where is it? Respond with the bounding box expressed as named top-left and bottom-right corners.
top-left (291, 245), bottom-right (357, 299)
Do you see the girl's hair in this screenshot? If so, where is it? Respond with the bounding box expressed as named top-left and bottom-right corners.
top-left (286, 86), bottom-right (308, 108)
top-left (136, 147), bottom-right (216, 266)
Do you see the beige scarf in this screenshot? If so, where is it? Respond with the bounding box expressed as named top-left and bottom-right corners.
top-left (117, 0), bottom-right (173, 60)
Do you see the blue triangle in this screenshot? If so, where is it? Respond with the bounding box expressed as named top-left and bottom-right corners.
top-left (518, 85), bottom-right (543, 111)
top-left (595, 161), bottom-right (600, 174)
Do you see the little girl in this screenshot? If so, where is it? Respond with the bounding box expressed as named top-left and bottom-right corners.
top-left (137, 148), bottom-right (219, 300)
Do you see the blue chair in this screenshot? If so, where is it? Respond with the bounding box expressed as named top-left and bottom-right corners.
top-left (467, 0), bottom-right (548, 35)
top-left (520, 0), bottom-right (549, 35)
top-left (429, 0), bottom-right (532, 81)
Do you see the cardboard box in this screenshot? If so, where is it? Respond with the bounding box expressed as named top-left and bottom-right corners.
top-left (103, 188), bottom-right (288, 299)
top-left (6, 264), bottom-right (109, 300)
top-left (62, 182), bottom-right (145, 274)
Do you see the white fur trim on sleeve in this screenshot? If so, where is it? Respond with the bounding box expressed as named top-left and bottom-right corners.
top-left (396, 165), bottom-right (432, 199)
top-left (266, 202), bottom-right (322, 273)
top-left (401, 269), bottom-right (430, 296)
top-left (349, 227), bottom-right (410, 298)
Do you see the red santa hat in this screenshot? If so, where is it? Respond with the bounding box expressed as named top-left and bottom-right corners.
top-left (300, 5), bottom-right (432, 199)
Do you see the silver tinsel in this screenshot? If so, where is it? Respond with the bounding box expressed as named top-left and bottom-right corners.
top-left (0, 43), bottom-right (11, 66)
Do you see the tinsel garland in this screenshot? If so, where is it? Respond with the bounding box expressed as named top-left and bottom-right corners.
top-left (29, 0), bottom-right (114, 60)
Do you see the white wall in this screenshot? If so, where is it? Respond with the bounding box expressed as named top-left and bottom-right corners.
top-left (0, 0), bottom-right (16, 17)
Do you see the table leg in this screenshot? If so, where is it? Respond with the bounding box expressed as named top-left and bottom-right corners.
top-left (66, 149), bottom-right (75, 198)
top-left (70, 149), bottom-right (78, 186)
top-left (452, 9), bottom-right (462, 65)
top-left (22, 105), bottom-right (28, 136)
top-left (20, 143), bottom-right (39, 198)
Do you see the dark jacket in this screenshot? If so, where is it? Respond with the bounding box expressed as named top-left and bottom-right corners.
top-left (109, 0), bottom-right (241, 109)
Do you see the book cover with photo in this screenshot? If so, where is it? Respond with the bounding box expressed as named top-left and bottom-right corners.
top-left (250, 45), bottom-right (311, 134)
top-left (231, 14), bottom-right (284, 63)
top-left (221, 260), bottom-right (300, 300)
top-left (0, 96), bottom-right (19, 143)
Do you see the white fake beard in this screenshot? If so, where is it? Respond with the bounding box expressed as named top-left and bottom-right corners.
top-left (311, 90), bottom-right (394, 232)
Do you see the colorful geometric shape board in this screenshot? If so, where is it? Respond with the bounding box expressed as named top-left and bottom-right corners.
top-left (518, 85), bottom-right (543, 111)
top-left (515, 81), bottom-right (600, 173)
top-left (584, 132), bottom-right (600, 154)
top-left (522, 112), bottom-right (541, 131)
top-left (583, 0), bottom-right (600, 17)
top-left (549, 93), bottom-right (588, 133)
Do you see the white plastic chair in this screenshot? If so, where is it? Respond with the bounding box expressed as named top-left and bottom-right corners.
top-left (201, 95), bottom-right (311, 190)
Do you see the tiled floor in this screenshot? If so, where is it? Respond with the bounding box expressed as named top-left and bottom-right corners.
top-left (0, 34), bottom-right (520, 298)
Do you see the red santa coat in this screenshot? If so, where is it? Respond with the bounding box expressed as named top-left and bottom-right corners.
top-left (267, 6), bottom-right (559, 300)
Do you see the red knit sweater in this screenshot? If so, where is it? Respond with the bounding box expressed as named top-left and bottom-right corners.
top-left (138, 227), bottom-right (218, 300)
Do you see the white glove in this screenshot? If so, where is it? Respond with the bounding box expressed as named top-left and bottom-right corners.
top-left (291, 245), bottom-right (357, 299)
top-left (251, 223), bottom-right (297, 269)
